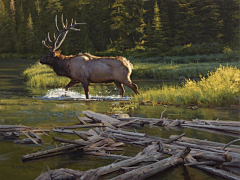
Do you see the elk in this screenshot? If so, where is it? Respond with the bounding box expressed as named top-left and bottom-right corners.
top-left (40, 15), bottom-right (139, 99)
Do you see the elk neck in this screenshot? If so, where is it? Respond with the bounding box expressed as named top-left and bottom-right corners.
top-left (51, 56), bottom-right (71, 78)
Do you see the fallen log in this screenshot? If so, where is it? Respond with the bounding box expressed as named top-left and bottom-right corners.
top-left (52, 128), bottom-right (90, 135)
top-left (169, 135), bottom-right (240, 153)
top-left (14, 138), bottom-right (41, 144)
top-left (181, 123), bottom-right (240, 134)
top-left (3, 132), bottom-right (19, 139)
top-left (21, 131), bottom-right (39, 145)
top-left (191, 119), bottom-right (240, 127)
top-left (55, 123), bottom-right (104, 129)
top-left (185, 155), bottom-right (240, 180)
top-left (111, 147), bottom-right (191, 180)
top-left (165, 133), bottom-right (185, 144)
top-left (36, 168), bottom-right (83, 180)
top-left (22, 143), bottom-right (81, 161)
top-left (75, 113), bottom-right (87, 125)
top-left (84, 152), bottom-right (130, 159)
top-left (116, 118), bottom-right (140, 128)
top-left (185, 161), bottom-right (216, 166)
top-left (0, 125), bottom-right (28, 132)
top-left (80, 142), bottom-right (165, 180)
top-left (73, 131), bottom-right (89, 141)
top-left (28, 131), bottom-right (42, 143)
top-left (82, 110), bottom-right (121, 125)
top-left (53, 137), bottom-right (90, 146)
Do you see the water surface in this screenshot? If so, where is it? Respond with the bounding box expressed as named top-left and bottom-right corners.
top-left (0, 58), bottom-right (239, 180)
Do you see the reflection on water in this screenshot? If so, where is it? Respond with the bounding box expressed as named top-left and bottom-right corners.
top-left (0, 58), bottom-right (239, 180)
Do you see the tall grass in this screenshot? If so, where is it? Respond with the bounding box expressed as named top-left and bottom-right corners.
top-left (135, 65), bottom-right (240, 106)
top-left (22, 62), bottom-right (69, 87)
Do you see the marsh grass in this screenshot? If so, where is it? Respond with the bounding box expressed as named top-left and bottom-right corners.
top-left (22, 62), bottom-right (69, 87)
top-left (135, 65), bottom-right (240, 106)
top-left (132, 62), bottom-right (239, 80)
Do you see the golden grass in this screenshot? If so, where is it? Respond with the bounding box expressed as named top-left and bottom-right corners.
top-left (135, 65), bottom-right (240, 106)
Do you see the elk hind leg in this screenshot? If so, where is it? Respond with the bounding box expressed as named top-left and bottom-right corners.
top-left (123, 79), bottom-right (139, 95)
top-left (114, 81), bottom-right (125, 97)
top-left (82, 81), bottom-right (90, 99)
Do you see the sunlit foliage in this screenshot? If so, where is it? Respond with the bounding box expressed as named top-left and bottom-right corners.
top-left (135, 65), bottom-right (240, 106)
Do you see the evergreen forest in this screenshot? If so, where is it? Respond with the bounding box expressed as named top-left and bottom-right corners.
top-left (0, 0), bottom-right (239, 58)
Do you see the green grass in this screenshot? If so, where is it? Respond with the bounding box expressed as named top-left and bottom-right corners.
top-left (22, 62), bottom-right (69, 87)
top-left (134, 65), bottom-right (240, 106)
top-left (132, 61), bottom-right (239, 80)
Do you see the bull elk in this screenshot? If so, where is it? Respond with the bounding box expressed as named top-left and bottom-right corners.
top-left (40, 15), bottom-right (139, 99)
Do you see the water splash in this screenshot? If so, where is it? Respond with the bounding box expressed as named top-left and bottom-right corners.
top-left (38, 88), bottom-right (132, 101)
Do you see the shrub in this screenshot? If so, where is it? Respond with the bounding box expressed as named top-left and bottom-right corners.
top-left (134, 65), bottom-right (240, 106)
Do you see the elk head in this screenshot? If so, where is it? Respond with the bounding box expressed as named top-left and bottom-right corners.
top-left (40, 14), bottom-right (85, 65)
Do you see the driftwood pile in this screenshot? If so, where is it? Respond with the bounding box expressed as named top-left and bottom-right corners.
top-left (20, 110), bottom-right (239, 180)
top-left (0, 125), bottom-right (50, 144)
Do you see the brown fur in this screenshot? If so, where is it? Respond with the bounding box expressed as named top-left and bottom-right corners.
top-left (55, 52), bottom-right (133, 71)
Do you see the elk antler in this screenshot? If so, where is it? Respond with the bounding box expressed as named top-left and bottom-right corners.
top-left (42, 14), bottom-right (86, 52)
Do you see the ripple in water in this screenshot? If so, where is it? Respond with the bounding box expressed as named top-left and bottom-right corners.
top-left (38, 88), bottom-right (132, 101)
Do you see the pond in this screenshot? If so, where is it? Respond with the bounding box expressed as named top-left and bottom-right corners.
top-left (0, 58), bottom-right (239, 180)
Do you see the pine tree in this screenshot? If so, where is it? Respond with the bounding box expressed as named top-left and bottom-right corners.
top-left (16, 3), bottom-right (27, 54)
top-left (0, 0), bottom-right (14, 53)
top-left (193, 0), bottom-right (223, 44)
top-left (9, 0), bottom-right (17, 52)
top-left (174, 0), bottom-right (196, 46)
top-left (26, 13), bottom-right (36, 53)
top-left (110, 0), bottom-right (131, 51)
top-left (151, 1), bottom-right (166, 53)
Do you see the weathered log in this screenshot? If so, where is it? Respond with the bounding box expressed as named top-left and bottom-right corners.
top-left (36, 168), bottom-right (83, 180)
top-left (191, 119), bottom-right (240, 127)
top-left (181, 123), bottom-right (240, 134)
top-left (172, 141), bottom-right (226, 153)
top-left (84, 152), bottom-right (130, 159)
top-left (80, 142), bottom-right (165, 180)
top-left (116, 118), bottom-right (140, 128)
top-left (101, 120), bottom-right (117, 129)
top-left (55, 123), bottom-right (104, 129)
top-left (53, 137), bottom-right (90, 146)
top-left (185, 155), bottom-right (240, 180)
top-left (22, 144), bottom-right (81, 161)
top-left (167, 119), bottom-right (182, 127)
top-left (21, 131), bottom-right (39, 144)
top-left (75, 113), bottom-right (87, 125)
top-left (165, 133), bottom-right (185, 144)
top-left (52, 128), bottom-right (90, 135)
top-left (14, 138), bottom-right (41, 144)
top-left (3, 132), bottom-right (19, 139)
top-left (118, 166), bottom-right (140, 174)
top-left (109, 142), bottom-right (125, 147)
top-left (105, 127), bottom-right (145, 137)
top-left (0, 125), bottom-right (28, 132)
top-left (82, 110), bottom-right (121, 125)
top-left (169, 135), bottom-right (240, 153)
top-left (111, 147), bottom-right (191, 180)
top-left (28, 131), bottom-right (42, 143)
top-left (223, 139), bottom-right (240, 150)
top-left (185, 161), bottom-right (216, 166)
top-left (180, 126), bottom-right (240, 138)
top-left (73, 131), bottom-right (89, 141)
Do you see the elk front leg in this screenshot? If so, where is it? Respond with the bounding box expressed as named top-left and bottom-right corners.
top-left (82, 81), bottom-right (90, 99)
top-left (65, 80), bottom-right (78, 96)
top-left (65, 80), bottom-right (79, 91)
